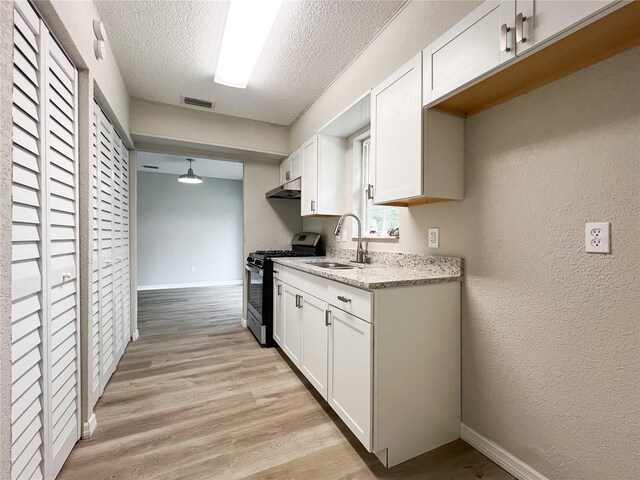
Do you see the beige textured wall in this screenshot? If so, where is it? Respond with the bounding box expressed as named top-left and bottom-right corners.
top-left (242, 161), bottom-right (303, 319)
top-left (306, 48), bottom-right (640, 479)
top-left (0, 1), bottom-right (14, 476)
top-left (130, 99), bottom-right (289, 157)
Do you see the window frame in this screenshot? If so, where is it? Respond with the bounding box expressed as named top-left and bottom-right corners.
top-left (351, 131), bottom-right (399, 241)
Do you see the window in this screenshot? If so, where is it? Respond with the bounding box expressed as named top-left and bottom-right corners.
top-left (355, 136), bottom-right (399, 239)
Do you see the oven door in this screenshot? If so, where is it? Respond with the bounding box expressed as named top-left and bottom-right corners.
top-left (246, 264), bottom-right (264, 320)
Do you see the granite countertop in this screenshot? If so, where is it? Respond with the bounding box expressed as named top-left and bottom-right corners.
top-left (272, 251), bottom-right (463, 290)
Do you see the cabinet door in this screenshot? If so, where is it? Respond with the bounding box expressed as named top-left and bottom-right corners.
top-left (514, 0), bottom-right (619, 55)
top-left (372, 53), bottom-right (423, 204)
top-left (301, 136), bottom-right (318, 216)
top-left (328, 309), bottom-right (372, 450)
top-left (290, 148), bottom-right (302, 180)
top-left (279, 157), bottom-right (291, 184)
top-left (424, 1), bottom-right (514, 105)
top-left (273, 279), bottom-right (284, 346)
top-left (282, 284), bottom-right (302, 366)
top-left (300, 295), bottom-right (329, 399)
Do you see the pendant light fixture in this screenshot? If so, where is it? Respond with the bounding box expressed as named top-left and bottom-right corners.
top-left (178, 158), bottom-right (203, 184)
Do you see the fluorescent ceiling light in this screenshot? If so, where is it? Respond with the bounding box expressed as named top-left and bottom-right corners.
top-left (214, 0), bottom-right (282, 89)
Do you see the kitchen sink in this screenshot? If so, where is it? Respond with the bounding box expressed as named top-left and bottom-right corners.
top-left (313, 262), bottom-right (355, 270)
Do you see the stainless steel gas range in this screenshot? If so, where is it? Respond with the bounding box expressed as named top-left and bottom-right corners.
top-left (245, 232), bottom-right (323, 346)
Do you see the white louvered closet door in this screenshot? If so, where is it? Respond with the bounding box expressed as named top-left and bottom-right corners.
top-left (121, 139), bottom-right (131, 343)
top-left (45, 29), bottom-right (80, 477)
top-left (11, 2), bottom-right (45, 478)
top-left (11, 1), bottom-right (80, 478)
top-left (97, 107), bottom-right (116, 391)
top-left (112, 133), bottom-right (124, 360)
top-left (90, 102), bottom-right (101, 407)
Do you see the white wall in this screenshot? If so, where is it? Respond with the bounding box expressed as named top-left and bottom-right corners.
top-left (137, 171), bottom-right (244, 288)
top-left (242, 161), bottom-right (303, 319)
top-left (305, 47), bottom-right (640, 480)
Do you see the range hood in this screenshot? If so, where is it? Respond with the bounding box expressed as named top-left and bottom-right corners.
top-left (265, 177), bottom-right (301, 200)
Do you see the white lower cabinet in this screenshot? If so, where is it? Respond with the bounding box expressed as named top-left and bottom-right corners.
top-left (328, 308), bottom-right (372, 449)
top-left (272, 278), bottom-right (284, 345)
top-left (274, 265), bottom-right (461, 468)
top-left (282, 283), bottom-right (302, 366)
top-left (300, 294), bottom-right (330, 399)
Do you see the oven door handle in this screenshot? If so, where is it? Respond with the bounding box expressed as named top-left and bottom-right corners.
top-left (245, 264), bottom-right (263, 276)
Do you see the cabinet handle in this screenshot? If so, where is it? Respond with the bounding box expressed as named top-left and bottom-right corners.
top-left (337, 295), bottom-right (351, 303)
top-left (295, 294), bottom-right (299, 307)
top-left (515, 13), bottom-right (527, 44)
top-left (286, 171), bottom-right (291, 181)
top-left (367, 184), bottom-right (374, 200)
top-left (500, 23), bottom-right (511, 52)
top-left (311, 200), bottom-right (316, 212)
top-left (277, 284), bottom-right (282, 295)
top-left (325, 309), bottom-right (331, 327)
top-left (298, 295), bottom-right (303, 308)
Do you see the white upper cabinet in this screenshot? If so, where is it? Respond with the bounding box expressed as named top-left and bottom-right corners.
top-left (424, 1), bottom-right (515, 105)
top-left (514, 0), bottom-right (620, 55)
top-left (301, 134), bottom-right (346, 216)
top-left (424, 0), bottom-right (624, 108)
top-left (372, 53), bottom-right (423, 204)
top-left (290, 148), bottom-right (302, 180)
top-left (279, 156), bottom-right (291, 184)
top-left (371, 53), bottom-right (464, 206)
top-left (279, 148), bottom-right (302, 184)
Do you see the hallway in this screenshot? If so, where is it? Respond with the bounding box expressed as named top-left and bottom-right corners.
top-left (58, 286), bottom-right (512, 479)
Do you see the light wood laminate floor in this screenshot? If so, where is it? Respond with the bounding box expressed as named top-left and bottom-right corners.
top-left (59, 286), bottom-right (513, 480)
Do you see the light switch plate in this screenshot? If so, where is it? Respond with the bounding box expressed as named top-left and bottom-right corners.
top-left (428, 228), bottom-right (439, 248)
top-left (585, 222), bottom-right (610, 253)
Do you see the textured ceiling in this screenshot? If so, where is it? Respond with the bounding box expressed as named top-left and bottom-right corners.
top-left (137, 151), bottom-right (244, 180)
top-left (94, 0), bottom-right (406, 126)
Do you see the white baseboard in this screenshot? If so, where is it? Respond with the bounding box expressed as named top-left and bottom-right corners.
top-left (241, 317), bottom-right (247, 328)
top-left (137, 280), bottom-right (242, 291)
top-left (460, 424), bottom-right (549, 480)
top-left (131, 329), bottom-right (139, 341)
top-left (81, 413), bottom-right (97, 439)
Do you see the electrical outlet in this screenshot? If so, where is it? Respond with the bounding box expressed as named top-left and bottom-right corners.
top-left (585, 222), bottom-right (610, 253)
top-left (428, 228), bottom-right (439, 248)
top-left (191, 265), bottom-right (196, 272)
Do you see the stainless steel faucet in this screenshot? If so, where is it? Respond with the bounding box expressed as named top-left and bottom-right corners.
top-left (333, 213), bottom-right (367, 264)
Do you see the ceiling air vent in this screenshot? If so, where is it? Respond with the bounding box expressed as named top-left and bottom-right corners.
top-left (183, 96), bottom-right (214, 109)
top-left (142, 165), bottom-right (159, 169)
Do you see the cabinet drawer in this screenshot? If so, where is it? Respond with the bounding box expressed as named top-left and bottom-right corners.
top-left (281, 266), bottom-right (327, 301)
top-left (328, 282), bottom-right (372, 323)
